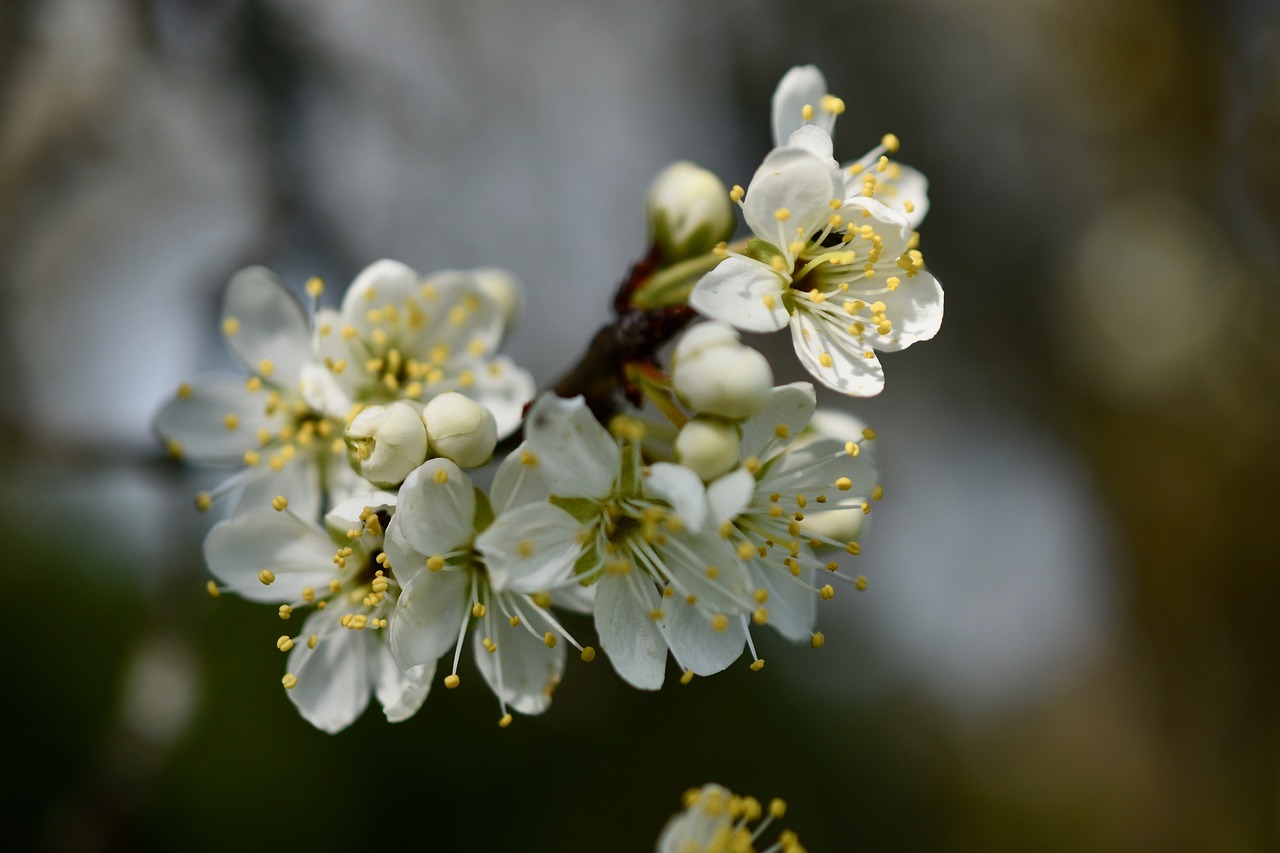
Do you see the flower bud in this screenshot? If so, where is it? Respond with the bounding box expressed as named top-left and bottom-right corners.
top-left (422, 392), bottom-right (498, 469)
top-left (470, 267), bottom-right (523, 334)
top-left (798, 508), bottom-right (867, 543)
top-left (672, 322), bottom-right (773, 419)
top-left (674, 416), bottom-right (740, 482)
top-left (647, 161), bottom-right (736, 262)
top-left (345, 402), bottom-right (429, 487)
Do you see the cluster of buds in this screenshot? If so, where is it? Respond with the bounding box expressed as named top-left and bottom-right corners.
top-left (156, 64), bottom-right (943, 767)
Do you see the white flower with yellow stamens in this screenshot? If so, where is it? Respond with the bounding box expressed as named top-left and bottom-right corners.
top-left (386, 457), bottom-right (591, 726)
top-left (682, 383), bottom-right (879, 663)
top-left (690, 135), bottom-right (943, 397)
top-left (772, 63), bottom-right (930, 228)
top-left (478, 394), bottom-right (756, 690)
top-left (203, 491), bottom-right (432, 733)
top-left (306, 259), bottom-right (534, 439)
top-left (658, 783), bottom-right (805, 853)
top-left (154, 266), bottom-right (357, 520)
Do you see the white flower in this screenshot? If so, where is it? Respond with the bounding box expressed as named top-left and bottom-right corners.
top-left (203, 491), bottom-right (431, 733)
top-left (478, 394), bottom-right (757, 690)
top-left (674, 417), bottom-right (741, 482)
top-left (386, 457), bottom-right (591, 725)
top-left (704, 383), bottom-right (880, 650)
top-left (307, 259), bottom-right (535, 439)
top-left (422, 391), bottom-right (498, 469)
top-left (344, 401), bottom-right (429, 487)
top-left (671, 321), bottom-right (773, 419)
top-left (658, 784), bottom-right (803, 853)
top-left (690, 138), bottom-right (943, 397)
top-left (154, 266), bottom-right (359, 520)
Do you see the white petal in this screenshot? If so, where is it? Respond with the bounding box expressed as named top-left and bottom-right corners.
top-left (524, 394), bottom-right (619, 501)
top-left (489, 442), bottom-right (551, 514)
top-left (594, 572), bottom-right (668, 690)
top-left (787, 124), bottom-right (837, 166)
top-left (298, 361), bottom-right (352, 419)
top-left (476, 502), bottom-right (584, 593)
top-left (771, 64), bottom-right (832, 146)
top-left (473, 620), bottom-right (565, 715)
top-left (884, 162), bottom-right (930, 228)
top-left (706, 468), bottom-right (755, 524)
top-left (750, 562), bottom-right (817, 642)
top-left (373, 642), bottom-right (435, 723)
top-left (659, 594), bottom-right (746, 676)
top-left (660, 529), bottom-right (753, 614)
top-left (204, 510), bottom-right (335, 603)
top-left (231, 458), bottom-right (323, 522)
top-left (222, 267), bottom-right (312, 387)
top-left (739, 382), bottom-right (816, 461)
top-left (285, 610), bottom-right (371, 734)
top-left (865, 269), bottom-right (944, 353)
top-left (153, 373), bottom-right (280, 462)
top-left (689, 257), bottom-right (789, 333)
top-left (772, 436), bottom-right (879, 509)
top-left (389, 565), bottom-right (471, 668)
top-left (790, 311), bottom-right (885, 397)
top-left (325, 491), bottom-right (397, 532)
top-left (395, 459), bottom-right (476, 557)
top-left (642, 463), bottom-right (708, 533)
top-left (461, 355), bottom-right (534, 439)
top-left (339, 259), bottom-right (421, 327)
top-left (402, 270), bottom-right (504, 361)
top-left (742, 146), bottom-right (843, 254)
top-left (310, 307), bottom-right (363, 403)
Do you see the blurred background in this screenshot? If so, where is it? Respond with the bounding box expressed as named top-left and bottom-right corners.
top-left (2, 0), bottom-right (1278, 850)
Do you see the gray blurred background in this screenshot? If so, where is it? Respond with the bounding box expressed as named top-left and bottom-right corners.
top-left (2, 0), bottom-right (1279, 850)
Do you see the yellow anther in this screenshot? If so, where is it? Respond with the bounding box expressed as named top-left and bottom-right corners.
top-left (205, 580), bottom-right (220, 598)
top-left (307, 634), bottom-right (318, 649)
top-left (819, 353), bottom-right (834, 368)
top-left (166, 439), bottom-right (183, 460)
top-left (877, 155), bottom-right (889, 173)
top-left (770, 798), bottom-right (788, 819)
top-left (811, 632), bottom-right (826, 649)
top-left (223, 413), bottom-right (239, 432)
top-left (774, 207), bottom-right (792, 221)
top-left (861, 500), bottom-right (872, 514)
top-left (649, 608), bottom-right (664, 621)
top-left (498, 713), bottom-right (513, 728)
top-left (711, 613), bottom-right (729, 632)
top-left (329, 579), bottom-right (342, 593)
top-left (819, 584), bottom-right (835, 600)
top-left (826, 561), bottom-right (839, 572)
top-left (532, 592), bottom-right (552, 608)
top-left (301, 586), bottom-right (316, 602)
top-left (276, 635), bottom-right (294, 652)
top-left (221, 317), bottom-right (240, 336)
top-left (752, 607), bottom-right (769, 625)
top-left (305, 276), bottom-right (324, 297)
top-left (835, 477), bottom-right (853, 491)
top-left (195, 492), bottom-right (213, 512)
top-left (855, 575), bottom-right (869, 591)
top-left (750, 659), bottom-right (765, 671)
top-left (444, 674), bottom-right (461, 689)
top-left (517, 540), bottom-right (535, 559)
top-left (581, 646), bottom-right (596, 662)
top-left (844, 441), bottom-right (860, 457)
top-left (278, 604), bottom-right (293, 620)
top-left (685, 594), bottom-right (698, 606)
top-left (680, 669), bottom-right (695, 685)
top-left (736, 541), bottom-right (756, 561)
top-left (177, 382), bottom-right (193, 399)
top-left (774, 424), bottom-right (791, 440)
top-left (257, 359), bottom-right (274, 377)
top-left (432, 468), bottom-right (449, 484)
top-left (762, 293), bottom-right (777, 310)
top-left (820, 93), bottom-right (846, 115)
top-left (801, 104), bottom-right (814, 121)
top-left (258, 569), bottom-right (276, 585)
top-left (745, 456), bottom-right (761, 473)
top-left (902, 200), bottom-right (915, 214)
top-left (472, 602), bottom-right (487, 618)
top-left (872, 485), bottom-right (884, 501)
top-left (730, 185), bottom-right (745, 202)
top-left (520, 450), bottom-right (539, 466)
top-left (271, 495), bottom-right (288, 512)
top-left (281, 673), bottom-right (298, 690)
top-left (543, 632), bottom-right (557, 649)
top-left (243, 450), bottom-right (261, 466)
top-left (706, 565), bottom-right (720, 580)
top-left (719, 520), bottom-right (734, 538)
top-left (509, 616), bottom-right (520, 627)
top-left (880, 133), bottom-right (900, 153)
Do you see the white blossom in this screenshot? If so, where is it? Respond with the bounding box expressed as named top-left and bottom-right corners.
top-left (658, 784), bottom-right (804, 853)
top-left (203, 491), bottom-right (431, 733)
top-left (344, 401), bottom-right (429, 487)
top-left (422, 391), bottom-right (498, 469)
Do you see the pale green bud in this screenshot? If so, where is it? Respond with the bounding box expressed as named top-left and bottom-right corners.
top-left (672, 322), bottom-right (773, 419)
top-left (422, 392), bottom-right (498, 469)
top-left (647, 161), bottom-right (736, 262)
top-left (345, 402), bottom-right (429, 488)
top-left (674, 416), bottom-right (741, 482)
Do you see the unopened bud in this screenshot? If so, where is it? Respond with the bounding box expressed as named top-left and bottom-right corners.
top-left (345, 402), bottom-right (429, 487)
top-left (672, 322), bottom-right (773, 419)
top-left (470, 267), bottom-right (523, 334)
top-left (422, 392), bottom-right (498, 468)
top-left (647, 161), bottom-right (736, 262)
top-left (674, 416), bottom-right (741, 482)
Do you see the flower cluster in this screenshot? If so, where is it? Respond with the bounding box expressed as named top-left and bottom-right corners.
top-left (156, 65), bottom-right (942, 738)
